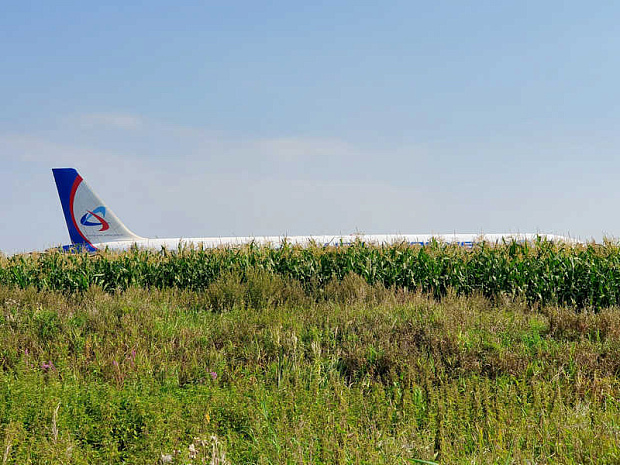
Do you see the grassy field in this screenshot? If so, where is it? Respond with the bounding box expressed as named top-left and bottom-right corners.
top-left (1, 243), bottom-right (620, 463)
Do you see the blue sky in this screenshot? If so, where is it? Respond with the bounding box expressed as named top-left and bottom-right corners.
top-left (1, 1), bottom-right (619, 253)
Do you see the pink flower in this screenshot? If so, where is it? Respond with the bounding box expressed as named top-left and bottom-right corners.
top-left (210, 371), bottom-right (217, 380)
top-left (41, 361), bottom-right (55, 372)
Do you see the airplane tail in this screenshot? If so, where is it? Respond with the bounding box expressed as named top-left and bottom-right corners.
top-left (52, 168), bottom-right (142, 250)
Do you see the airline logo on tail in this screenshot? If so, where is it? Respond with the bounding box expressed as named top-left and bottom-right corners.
top-left (80, 207), bottom-right (109, 231)
top-left (52, 167), bottom-right (142, 251)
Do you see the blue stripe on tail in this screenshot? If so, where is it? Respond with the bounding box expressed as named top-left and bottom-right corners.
top-left (52, 168), bottom-right (97, 251)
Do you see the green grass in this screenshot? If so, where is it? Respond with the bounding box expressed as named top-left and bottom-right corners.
top-left (0, 272), bottom-right (619, 463)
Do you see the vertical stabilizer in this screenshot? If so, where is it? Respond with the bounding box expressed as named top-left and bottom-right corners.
top-left (52, 168), bottom-right (141, 250)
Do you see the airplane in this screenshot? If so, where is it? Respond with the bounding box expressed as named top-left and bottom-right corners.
top-left (52, 168), bottom-right (579, 252)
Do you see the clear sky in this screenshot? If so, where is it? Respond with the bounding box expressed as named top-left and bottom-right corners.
top-left (2, 1), bottom-right (619, 254)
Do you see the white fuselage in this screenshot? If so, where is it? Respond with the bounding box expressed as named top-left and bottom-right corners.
top-left (52, 167), bottom-right (582, 253)
top-left (91, 233), bottom-right (580, 251)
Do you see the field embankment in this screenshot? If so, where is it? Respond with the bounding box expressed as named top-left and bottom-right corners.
top-left (0, 243), bottom-right (619, 463)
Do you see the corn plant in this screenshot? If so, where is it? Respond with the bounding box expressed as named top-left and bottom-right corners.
top-left (1, 239), bottom-right (619, 308)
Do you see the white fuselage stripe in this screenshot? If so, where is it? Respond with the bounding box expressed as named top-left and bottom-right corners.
top-left (91, 233), bottom-right (580, 251)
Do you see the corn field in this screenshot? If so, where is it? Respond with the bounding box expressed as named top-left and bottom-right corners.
top-left (2, 239), bottom-right (619, 308)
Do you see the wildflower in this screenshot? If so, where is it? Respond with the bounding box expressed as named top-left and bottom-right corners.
top-left (210, 371), bottom-right (217, 380)
top-left (128, 350), bottom-right (136, 367)
top-left (41, 361), bottom-right (56, 372)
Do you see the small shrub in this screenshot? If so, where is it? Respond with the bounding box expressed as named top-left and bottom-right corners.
top-left (206, 272), bottom-right (246, 312)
